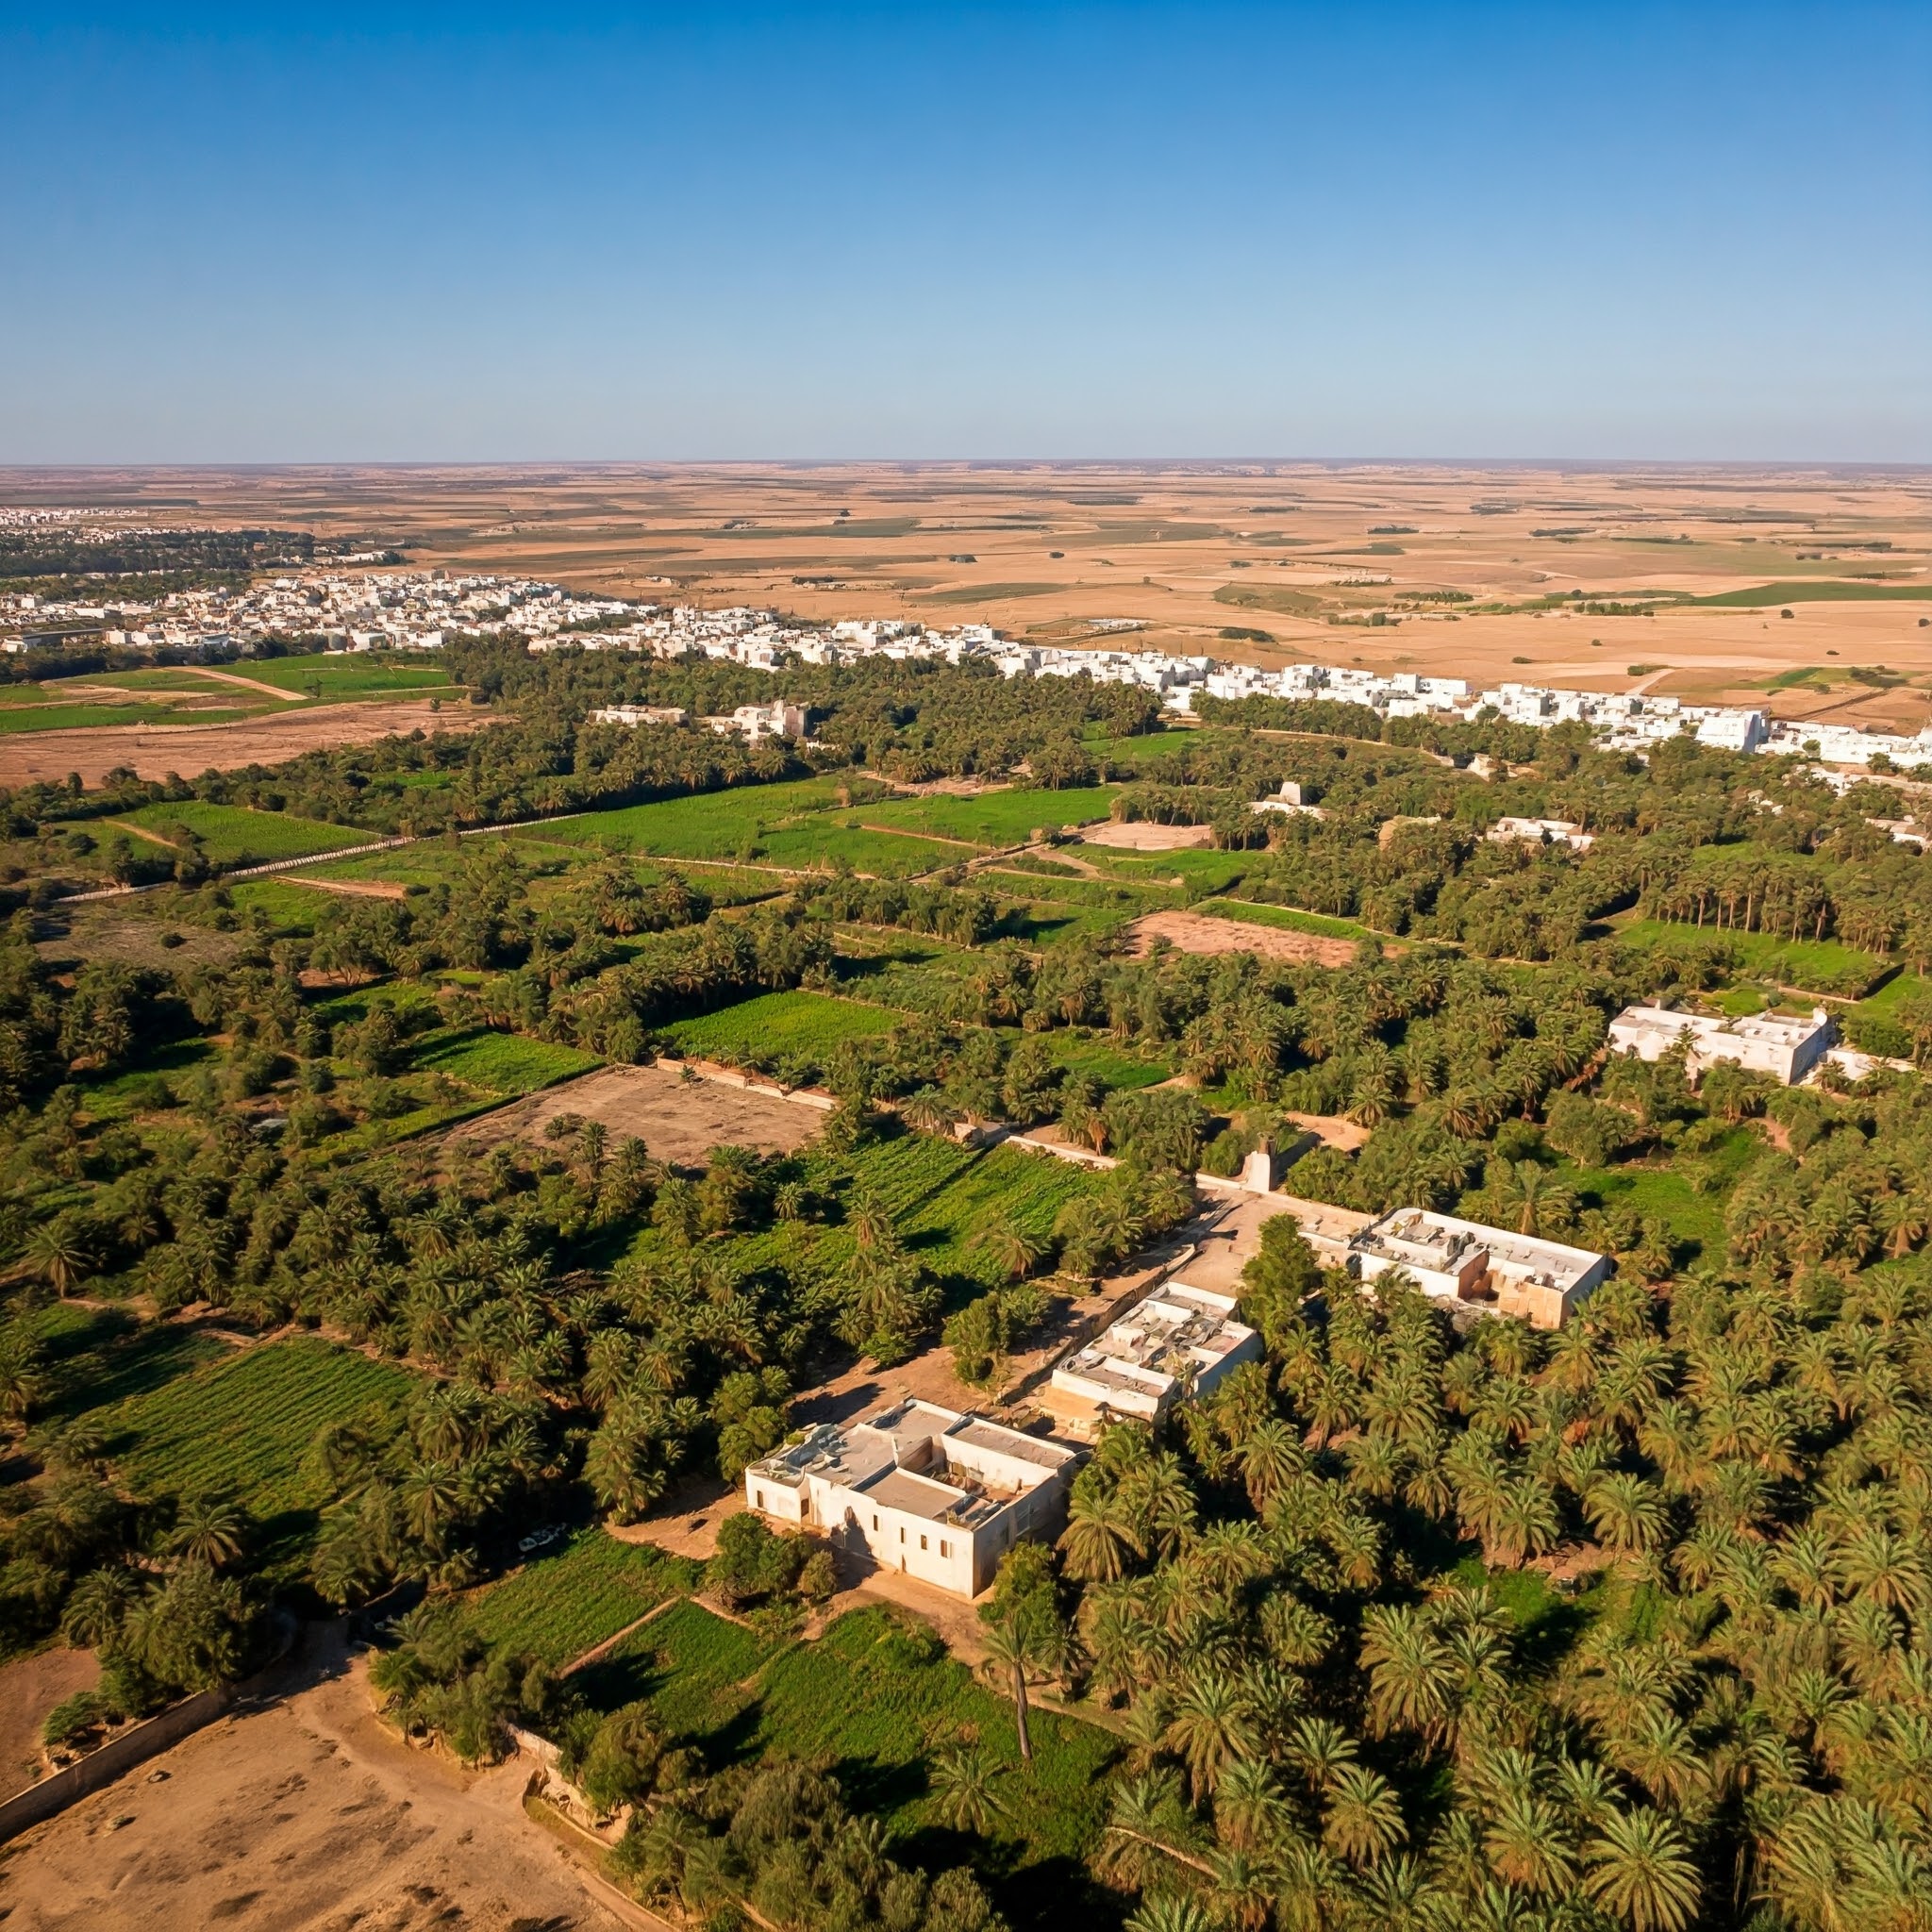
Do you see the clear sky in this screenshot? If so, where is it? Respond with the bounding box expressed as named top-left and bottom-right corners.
top-left (2, 2), bottom-right (1927, 462)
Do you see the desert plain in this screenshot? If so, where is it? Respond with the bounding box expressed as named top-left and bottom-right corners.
top-left (5, 458), bottom-right (1930, 740)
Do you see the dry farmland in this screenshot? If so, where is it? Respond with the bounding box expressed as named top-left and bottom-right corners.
top-left (6, 459), bottom-right (1931, 738)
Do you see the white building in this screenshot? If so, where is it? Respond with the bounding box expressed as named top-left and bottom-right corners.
top-left (742, 1399), bottom-right (1078, 1599)
top-left (1351, 1209), bottom-right (1609, 1329)
top-left (591, 704), bottom-right (690, 728)
top-left (706, 699), bottom-right (808, 742)
top-left (1607, 1003), bottom-right (1837, 1086)
top-left (1488, 816), bottom-right (1595, 853)
top-left (1045, 1280), bottom-right (1261, 1434)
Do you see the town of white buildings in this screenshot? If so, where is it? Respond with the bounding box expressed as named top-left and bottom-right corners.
top-left (8, 541), bottom-right (1930, 769)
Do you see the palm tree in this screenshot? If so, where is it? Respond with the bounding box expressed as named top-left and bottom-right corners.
top-left (929, 1740), bottom-right (1008, 1835)
top-left (1165, 1671), bottom-right (1257, 1803)
top-left (972, 1221), bottom-right (1047, 1283)
top-left (1058, 1488), bottom-right (1144, 1583)
top-left (1583, 1807), bottom-right (1702, 1932)
top-left (29, 1219), bottom-right (92, 1297)
top-left (166, 1493), bottom-right (247, 1571)
top-left (1358, 1604), bottom-right (1457, 1749)
top-left (979, 1614), bottom-right (1054, 1763)
top-left (901, 1087), bottom-right (961, 1137)
top-left (1322, 1763), bottom-right (1407, 1868)
top-left (1583, 1472), bottom-right (1669, 1558)
top-left (1482, 1789), bottom-right (1576, 1894)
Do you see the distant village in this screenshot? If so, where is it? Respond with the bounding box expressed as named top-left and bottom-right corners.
top-left (6, 540), bottom-right (1930, 771)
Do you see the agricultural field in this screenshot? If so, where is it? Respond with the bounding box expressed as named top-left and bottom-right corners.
top-left (658, 987), bottom-right (901, 1073)
top-left (856, 783), bottom-right (1119, 847)
top-left (235, 653), bottom-right (456, 698)
top-left (114, 799), bottom-right (373, 867)
top-left (468, 1530), bottom-right (699, 1667)
top-left (99, 1340), bottom-right (420, 1568)
top-left (1197, 896), bottom-right (1374, 942)
top-left (27, 1303), bottom-right (230, 1421)
top-left (530, 775), bottom-right (849, 860)
top-left (1607, 916), bottom-right (1890, 998)
top-left (575, 1600), bottom-right (1117, 1917)
top-left (413, 1026), bottom-right (603, 1097)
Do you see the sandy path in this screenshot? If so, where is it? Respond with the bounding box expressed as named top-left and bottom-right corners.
top-left (1128, 908), bottom-right (1357, 967)
top-left (283, 875), bottom-right (409, 900)
top-left (176, 666), bottom-right (307, 703)
top-left (0, 699), bottom-right (491, 787)
top-left (0, 1628), bottom-right (627, 1932)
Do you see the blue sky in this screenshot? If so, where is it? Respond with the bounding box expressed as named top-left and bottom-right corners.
top-left (1, 3), bottom-right (1927, 461)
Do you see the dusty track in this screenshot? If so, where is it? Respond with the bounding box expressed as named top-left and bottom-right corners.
top-left (0, 1626), bottom-right (627, 1932)
top-left (0, 699), bottom-right (491, 787)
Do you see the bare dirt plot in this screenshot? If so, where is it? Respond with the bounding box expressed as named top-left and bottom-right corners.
top-left (1080, 820), bottom-right (1213, 851)
top-left (1127, 908), bottom-right (1357, 967)
top-left (0, 1647), bottom-right (99, 1794)
top-left (0, 699), bottom-right (491, 788)
top-left (449, 1061), bottom-right (826, 1167)
top-left (0, 1629), bottom-right (625, 1932)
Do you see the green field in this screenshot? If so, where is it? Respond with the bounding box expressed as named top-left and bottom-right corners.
top-left (529, 777), bottom-right (847, 860)
top-left (116, 801), bottom-right (371, 868)
top-left (1690, 580), bottom-right (1932, 608)
top-left (469, 1530), bottom-right (698, 1667)
top-left (238, 654), bottom-right (456, 697)
top-left (1610, 917), bottom-right (1888, 997)
top-left (658, 989), bottom-right (900, 1070)
top-left (30, 1304), bottom-right (229, 1420)
top-left (414, 1027), bottom-right (603, 1096)
top-left (673, 1127), bottom-right (1107, 1307)
top-left (858, 785), bottom-right (1120, 846)
top-left (575, 1601), bottom-right (1116, 1892)
top-left (0, 701), bottom-right (256, 733)
top-left (101, 1340), bottom-right (419, 1563)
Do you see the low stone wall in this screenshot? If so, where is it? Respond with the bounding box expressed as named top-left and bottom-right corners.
top-left (0, 1687), bottom-right (231, 1843)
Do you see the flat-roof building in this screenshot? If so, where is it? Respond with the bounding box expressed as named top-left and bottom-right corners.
top-left (1607, 1003), bottom-right (1836, 1086)
top-left (1351, 1208), bottom-right (1608, 1329)
top-left (1045, 1280), bottom-right (1260, 1436)
top-left (742, 1399), bottom-right (1078, 1599)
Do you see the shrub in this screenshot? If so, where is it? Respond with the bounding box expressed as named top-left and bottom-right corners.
top-left (42, 1690), bottom-right (107, 1748)
top-left (706, 1511), bottom-right (809, 1610)
top-left (1543, 1091), bottom-right (1631, 1168)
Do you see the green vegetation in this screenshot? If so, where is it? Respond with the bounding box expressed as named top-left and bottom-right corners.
top-left (469, 1530), bottom-right (697, 1666)
top-left (1690, 579), bottom-right (1932, 608)
top-left (117, 800), bottom-right (370, 868)
top-left (658, 988), bottom-right (900, 1070)
top-left (238, 654), bottom-right (456, 697)
top-left (104, 1340), bottom-right (420, 1566)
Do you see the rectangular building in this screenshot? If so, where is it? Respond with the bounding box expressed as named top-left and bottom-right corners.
top-left (1045, 1280), bottom-right (1261, 1435)
top-left (1607, 1003), bottom-right (1836, 1086)
top-left (1350, 1208), bottom-right (1609, 1329)
top-left (742, 1399), bottom-right (1078, 1599)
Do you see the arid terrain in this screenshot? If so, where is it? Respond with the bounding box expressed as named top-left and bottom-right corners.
top-left (0, 697), bottom-right (486, 788)
top-left (7, 460), bottom-right (1931, 732)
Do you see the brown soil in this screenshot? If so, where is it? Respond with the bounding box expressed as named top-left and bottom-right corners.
top-left (0, 1627), bottom-right (627, 1932)
top-left (1080, 821), bottom-right (1213, 851)
top-left (0, 699), bottom-right (491, 787)
top-left (448, 1061), bottom-right (826, 1168)
top-left (0, 1648), bottom-right (99, 1794)
top-left (1127, 908), bottom-right (1357, 967)
top-left (8, 463), bottom-right (1927, 734)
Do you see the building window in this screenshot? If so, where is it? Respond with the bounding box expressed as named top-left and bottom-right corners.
top-left (920, 1535), bottom-right (928, 1551)
top-left (755, 1490), bottom-right (764, 1508)
top-left (872, 1514), bottom-right (878, 1530)
top-left (940, 1540), bottom-right (950, 1558)
top-left (899, 1527), bottom-right (906, 1542)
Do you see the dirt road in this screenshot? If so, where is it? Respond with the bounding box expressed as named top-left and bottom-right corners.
top-left (0, 1627), bottom-right (626, 1932)
top-left (0, 699), bottom-right (491, 788)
